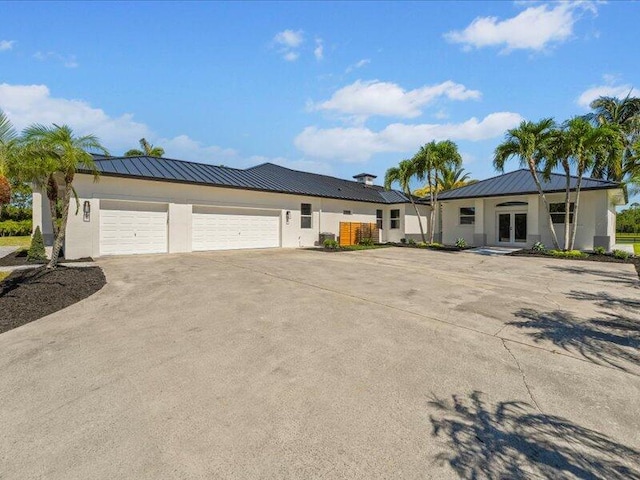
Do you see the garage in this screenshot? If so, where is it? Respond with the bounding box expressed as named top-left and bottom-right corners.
top-left (192, 206), bottom-right (280, 251)
top-left (99, 200), bottom-right (168, 256)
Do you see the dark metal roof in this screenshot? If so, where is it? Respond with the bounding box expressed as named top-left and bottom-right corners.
top-left (353, 173), bottom-right (377, 178)
top-left (80, 155), bottom-right (418, 204)
top-left (437, 169), bottom-right (621, 201)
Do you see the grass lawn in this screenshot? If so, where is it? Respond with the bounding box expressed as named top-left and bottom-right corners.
top-left (0, 271), bottom-right (9, 282)
top-left (0, 236), bottom-right (31, 248)
top-left (634, 244), bottom-right (640, 255)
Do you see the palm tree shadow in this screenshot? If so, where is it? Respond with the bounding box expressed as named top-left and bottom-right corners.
top-left (429, 391), bottom-right (640, 479)
top-left (507, 308), bottom-right (640, 373)
top-left (567, 290), bottom-right (640, 313)
top-left (546, 264), bottom-right (639, 286)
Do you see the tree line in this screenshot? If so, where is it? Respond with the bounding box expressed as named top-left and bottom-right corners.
top-left (385, 94), bottom-right (640, 250)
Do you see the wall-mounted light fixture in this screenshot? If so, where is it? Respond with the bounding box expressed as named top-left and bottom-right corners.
top-left (83, 201), bottom-right (91, 222)
top-left (285, 210), bottom-right (291, 225)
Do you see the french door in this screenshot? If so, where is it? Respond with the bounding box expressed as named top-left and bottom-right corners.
top-left (497, 212), bottom-right (527, 244)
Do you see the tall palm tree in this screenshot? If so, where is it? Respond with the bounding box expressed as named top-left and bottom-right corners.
top-left (588, 94), bottom-right (640, 181)
top-left (0, 109), bottom-right (17, 210)
top-left (125, 138), bottom-right (165, 157)
top-left (384, 159), bottom-right (427, 243)
top-left (494, 118), bottom-right (560, 249)
top-left (414, 140), bottom-right (463, 243)
top-left (414, 166), bottom-right (475, 197)
top-left (20, 124), bottom-right (108, 268)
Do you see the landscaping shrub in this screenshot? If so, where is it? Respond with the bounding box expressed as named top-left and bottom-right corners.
top-left (400, 238), bottom-right (406, 244)
top-left (593, 246), bottom-right (606, 255)
top-left (359, 238), bottom-right (374, 246)
top-left (0, 219), bottom-right (32, 236)
top-left (548, 249), bottom-right (588, 259)
top-left (417, 242), bottom-right (428, 248)
top-left (455, 238), bottom-right (467, 248)
top-left (532, 241), bottom-right (546, 252)
top-left (408, 238), bottom-right (416, 245)
top-left (613, 249), bottom-right (631, 260)
top-left (27, 226), bottom-right (47, 262)
top-left (323, 239), bottom-right (339, 250)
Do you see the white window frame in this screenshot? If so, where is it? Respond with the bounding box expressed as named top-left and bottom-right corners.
top-left (390, 209), bottom-right (400, 229)
top-left (459, 207), bottom-right (475, 225)
top-left (301, 203), bottom-right (312, 229)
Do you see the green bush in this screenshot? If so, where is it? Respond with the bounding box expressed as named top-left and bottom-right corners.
top-left (548, 249), bottom-right (588, 259)
top-left (593, 246), bottom-right (606, 255)
top-left (532, 241), bottom-right (546, 252)
top-left (323, 239), bottom-right (339, 250)
top-left (400, 238), bottom-right (406, 244)
top-left (613, 249), bottom-right (630, 260)
top-left (455, 238), bottom-right (467, 248)
top-left (408, 238), bottom-right (416, 245)
top-left (27, 226), bottom-right (47, 262)
top-left (359, 237), bottom-right (374, 246)
top-left (0, 219), bottom-right (32, 236)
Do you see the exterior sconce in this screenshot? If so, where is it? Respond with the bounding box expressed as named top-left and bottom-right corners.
top-left (286, 211), bottom-right (291, 225)
top-left (83, 201), bottom-right (91, 222)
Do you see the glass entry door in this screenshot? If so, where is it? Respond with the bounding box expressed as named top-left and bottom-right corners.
top-left (497, 212), bottom-right (527, 244)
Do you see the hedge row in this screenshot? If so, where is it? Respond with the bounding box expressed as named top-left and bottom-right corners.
top-left (0, 220), bottom-right (32, 237)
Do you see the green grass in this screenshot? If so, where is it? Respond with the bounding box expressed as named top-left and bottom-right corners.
top-left (0, 236), bottom-right (31, 247)
top-left (634, 244), bottom-right (640, 255)
top-left (0, 271), bottom-right (10, 282)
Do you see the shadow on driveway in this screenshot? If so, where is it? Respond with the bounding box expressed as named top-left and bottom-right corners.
top-left (546, 264), bottom-right (639, 286)
top-left (429, 391), bottom-right (640, 479)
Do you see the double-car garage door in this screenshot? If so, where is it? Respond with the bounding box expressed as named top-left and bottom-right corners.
top-left (99, 201), bottom-right (279, 256)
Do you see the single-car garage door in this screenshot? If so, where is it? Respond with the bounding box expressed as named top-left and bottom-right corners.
top-left (100, 200), bottom-right (168, 255)
top-left (192, 206), bottom-right (280, 251)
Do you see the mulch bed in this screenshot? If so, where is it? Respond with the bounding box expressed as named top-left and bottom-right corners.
top-left (508, 249), bottom-right (640, 278)
top-left (390, 242), bottom-right (473, 252)
top-left (0, 249), bottom-right (93, 267)
top-left (0, 266), bottom-right (106, 334)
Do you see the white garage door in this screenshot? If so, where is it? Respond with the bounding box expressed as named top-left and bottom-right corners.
top-left (100, 201), bottom-right (168, 256)
top-left (192, 208), bottom-right (280, 251)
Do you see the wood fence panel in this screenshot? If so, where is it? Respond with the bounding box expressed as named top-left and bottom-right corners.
top-left (339, 222), bottom-right (379, 246)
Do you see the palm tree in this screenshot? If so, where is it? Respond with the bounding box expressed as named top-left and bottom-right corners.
top-left (588, 94), bottom-right (640, 181)
top-left (384, 159), bottom-right (427, 243)
top-left (494, 118), bottom-right (561, 249)
top-left (414, 166), bottom-right (475, 197)
top-left (413, 140), bottom-right (463, 243)
top-left (0, 109), bottom-right (17, 211)
top-left (125, 138), bottom-right (165, 157)
top-left (20, 124), bottom-right (108, 268)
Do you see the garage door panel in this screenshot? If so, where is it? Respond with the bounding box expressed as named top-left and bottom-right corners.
top-left (192, 211), bottom-right (279, 251)
top-left (100, 207), bottom-right (168, 256)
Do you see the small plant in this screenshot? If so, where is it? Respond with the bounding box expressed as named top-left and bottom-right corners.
top-left (455, 237), bottom-right (467, 248)
top-left (532, 241), bottom-right (546, 252)
top-left (613, 249), bottom-right (630, 260)
top-left (417, 242), bottom-right (428, 248)
top-left (548, 249), bottom-right (588, 259)
top-left (427, 242), bottom-right (443, 248)
top-left (323, 238), bottom-right (339, 250)
top-left (400, 238), bottom-right (406, 244)
top-left (408, 238), bottom-right (416, 245)
top-left (359, 237), bottom-right (374, 246)
top-left (27, 226), bottom-right (47, 262)
top-left (593, 246), bottom-right (606, 255)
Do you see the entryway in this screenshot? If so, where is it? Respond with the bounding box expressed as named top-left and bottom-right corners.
top-left (497, 212), bottom-right (527, 245)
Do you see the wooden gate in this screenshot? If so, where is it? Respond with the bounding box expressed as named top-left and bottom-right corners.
top-left (339, 222), bottom-right (379, 246)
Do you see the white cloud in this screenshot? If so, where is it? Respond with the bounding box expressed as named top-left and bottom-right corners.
top-left (283, 51), bottom-right (299, 62)
top-left (577, 77), bottom-right (637, 108)
top-left (0, 40), bottom-right (15, 51)
top-left (345, 58), bottom-right (370, 73)
top-left (274, 29), bottom-right (304, 48)
top-left (311, 80), bottom-right (481, 120)
top-left (0, 83), bottom-right (249, 166)
top-left (34, 51), bottom-right (79, 68)
top-left (294, 112), bottom-right (523, 161)
top-left (445, 1), bottom-right (597, 53)
top-left (314, 38), bottom-right (324, 61)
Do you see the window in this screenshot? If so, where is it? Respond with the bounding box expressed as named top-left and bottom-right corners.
top-left (550, 203), bottom-right (574, 224)
top-left (459, 207), bottom-right (475, 225)
top-left (376, 209), bottom-right (383, 230)
top-left (301, 203), bottom-right (312, 228)
top-left (390, 209), bottom-right (400, 229)
top-left (343, 210), bottom-right (352, 215)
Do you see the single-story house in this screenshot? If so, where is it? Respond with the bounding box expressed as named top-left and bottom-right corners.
top-left (32, 156), bottom-right (625, 258)
top-left (33, 155), bottom-right (430, 259)
top-left (436, 169), bottom-right (625, 251)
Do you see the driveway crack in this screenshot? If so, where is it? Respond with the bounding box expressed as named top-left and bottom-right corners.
top-left (501, 339), bottom-right (543, 414)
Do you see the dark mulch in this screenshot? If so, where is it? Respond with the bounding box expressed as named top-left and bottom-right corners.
top-left (0, 249), bottom-right (93, 267)
top-left (390, 242), bottom-right (473, 252)
top-left (0, 266), bottom-right (106, 334)
top-left (508, 249), bottom-right (640, 279)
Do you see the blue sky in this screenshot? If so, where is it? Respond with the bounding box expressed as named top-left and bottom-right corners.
top-left (0, 1), bottom-right (638, 194)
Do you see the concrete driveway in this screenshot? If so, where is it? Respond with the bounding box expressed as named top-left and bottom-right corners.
top-left (1, 248), bottom-right (639, 479)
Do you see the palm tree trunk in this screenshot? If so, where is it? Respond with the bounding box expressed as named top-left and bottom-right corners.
top-left (47, 179), bottom-right (72, 269)
top-left (46, 175), bottom-right (59, 238)
top-left (428, 172), bottom-right (435, 243)
top-left (528, 161), bottom-right (560, 249)
top-left (562, 161), bottom-right (571, 251)
top-left (569, 171), bottom-right (583, 251)
top-left (408, 191), bottom-right (427, 243)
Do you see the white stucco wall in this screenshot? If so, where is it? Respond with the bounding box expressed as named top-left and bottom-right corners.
top-left (58, 174), bottom-right (418, 258)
